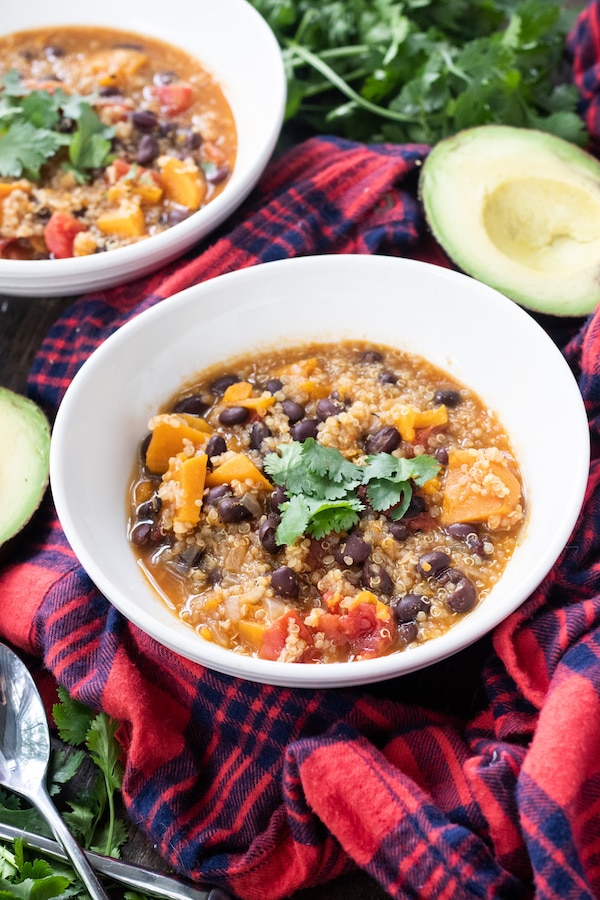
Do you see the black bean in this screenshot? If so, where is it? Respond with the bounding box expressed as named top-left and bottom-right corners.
top-left (44, 45), bottom-right (65, 58)
top-left (362, 561), bottom-right (393, 595)
top-left (434, 389), bottom-right (461, 408)
top-left (136, 134), bottom-right (159, 165)
top-left (282, 400), bottom-right (305, 424)
top-left (136, 496), bottom-right (160, 519)
top-left (131, 108), bottom-right (159, 131)
top-left (434, 447), bottom-right (449, 466)
top-left (439, 568), bottom-right (477, 612)
top-left (269, 485), bottom-right (287, 513)
top-left (379, 371), bottom-right (398, 385)
top-left (271, 566), bottom-right (299, 599)
top-left (211, 373), bottom-right (240, 395)
top-left (398, 621), bottom-right (418, 644)
top-left (205, 484), bottom-right (230, 505)
top-left (359, 350), bottom-right (384, 364)
top-left (392, 593), bottom-right (430, 623)
top-left (417, 550), bottom-right (451, 578)
top-left (98, 86), bottom-right (121, 97)
top-left (205, 434), bottom-right (227, 459)
top-left (259, 516), bottom-right (281, 554)
top-left (172, 395), bottom-right (209, 416)
top-left (217, 497), bottom-right (253, 523)
top-left (164, 208), bottom-right (191, 226)
top-left (446, 523), bottom-right (485, 555)
top-left (365, 426), bottom-right (400, 455)
top-left (291, 419), bottom-right (319, 442)
top-left (219, 406), bottom-right (250, 426)
top-left (388, 522), bottom-right (409, 542)
top-left (206, 165), bottom-right (231, 185)
top-left (403, 494), bottom-right (426, 518)
top-left (177, 127), bottom-right (201, 149)
top-left (265, 378), bottom-right (283, 394)
top-left (335, 533), bottom-right (371, 567)
top-left (249, 421), bottom-right (271, 450)
top-left (316, 397), bottom-right (345, 421)
top-left (130, 522), bottom-right (152, 546)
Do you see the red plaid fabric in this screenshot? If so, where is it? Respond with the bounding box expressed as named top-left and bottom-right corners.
top-left (2, 4), bottom-right (600, 898)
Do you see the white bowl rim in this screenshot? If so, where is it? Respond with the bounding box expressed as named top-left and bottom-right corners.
top-left (50, 254), bottom-right (591, 688)
top-left (0, 0), bottom-right (286, 297)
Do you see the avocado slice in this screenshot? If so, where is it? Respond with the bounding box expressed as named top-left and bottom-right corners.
top-left (419, 125), bottom-right (600, 316)
top-left (0, 388), bottom-right (50, 548)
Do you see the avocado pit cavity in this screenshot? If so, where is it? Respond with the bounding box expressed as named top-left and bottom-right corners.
top-left (482, 176), bottom-right (600, 274)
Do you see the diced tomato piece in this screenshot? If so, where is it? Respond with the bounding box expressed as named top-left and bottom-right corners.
top-left (316, 612), bottom-right (350, 647)
top-left (111, 159), bottom-right (131, 179)
top-left (259, 611), bottom-right (314, 662)
top-left (44, 212), bottom-right (85, 259)
top-left (406, 512), bottom-right (438, 532)
top-left (339, 602), bottom-right (395, 658)
top-left (155, 82), bottom-right (193, 116)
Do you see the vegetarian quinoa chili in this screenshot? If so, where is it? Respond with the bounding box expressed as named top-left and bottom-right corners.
top-left (128, 341), bottom-right (525, 664)
top-left (0, 26), bottom-right (236, 260)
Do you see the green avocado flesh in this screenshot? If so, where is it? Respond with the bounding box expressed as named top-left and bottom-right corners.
top-left (0, 388), bottom-right (50, 547)
top-left (419, 125), bottom-right (600, 316)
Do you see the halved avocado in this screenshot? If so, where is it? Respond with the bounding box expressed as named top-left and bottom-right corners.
top-left (0, 388), bottom-right (50, 548)
top-left (419, 125), bottom-right (600, 316)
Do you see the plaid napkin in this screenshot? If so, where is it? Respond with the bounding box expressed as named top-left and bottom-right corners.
top-left (2, 4), bottom-right (600, 898)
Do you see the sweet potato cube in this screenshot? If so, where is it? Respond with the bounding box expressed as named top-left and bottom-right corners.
top-left (0, 179), bottom-right (31, 199)
top-left (145, 417), bottom-right (210, 474)
top-left (160, 157), bottom-right (206, 210)
top-left (97, 201), bottom-right (145, 237)
top-left (396, 405), bottom-right (448, 442)
top-left (205, 453), bottom-right (273, 490)
top-left (174, 453), bottom-right (208, 525)
top-left (440, 448), bottom-right (522, 527)
top-left (238, 619), bottom-right (268, 651)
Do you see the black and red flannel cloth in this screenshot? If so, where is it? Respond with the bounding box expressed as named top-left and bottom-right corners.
top-left (2, 3), bottom-right (600, 898)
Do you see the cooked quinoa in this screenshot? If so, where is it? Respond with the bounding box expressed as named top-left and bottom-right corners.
top-left (128, 340), bottom-right (525, 664)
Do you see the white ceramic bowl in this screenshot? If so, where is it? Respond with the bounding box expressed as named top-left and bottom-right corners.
top-left (50, 255), bottom-right (590, 688)
top-left (0, 0), bottom-right (285, 298)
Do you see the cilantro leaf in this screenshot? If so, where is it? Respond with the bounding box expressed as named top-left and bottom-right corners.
top-left (67, 104), bottom-right (114, 172)
top-left (249, 0), bottom-right (587, 145)
top-left (304, 496), bottom-right (363, 540)
top-left (0, 121), bottom-right (64, 179)
top-left (53, 686), bottom-right (96, 746)
top-left (363, 452), bottom-right (440, 517)
top-left (267, 439), bottom-right (439, 544)
top-left (0, 70), bottom-right (114, 180)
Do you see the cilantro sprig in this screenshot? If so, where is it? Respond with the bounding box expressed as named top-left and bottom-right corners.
top-left (249, 0), bottom-right (587, 146)
top-left (264, 438), bottom-right (440, 545)
top-left (0, 70), bottom-right (115, 181)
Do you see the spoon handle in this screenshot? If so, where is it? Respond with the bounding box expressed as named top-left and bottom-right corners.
top-left (32, 785), bottom-right (111, 900)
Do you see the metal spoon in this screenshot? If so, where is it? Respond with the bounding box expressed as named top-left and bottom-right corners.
top-left (0, 642), bottom-right (111, 899)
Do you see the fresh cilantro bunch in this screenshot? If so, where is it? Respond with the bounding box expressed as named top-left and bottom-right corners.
top-left (249, 0), bottom-right (587, 146)
top-left (0, 70), bottom-right (115, 182)
top-left (0, 688), bottom-right (144, 898)
top-left (264, 438), bottom-right (440, 545)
